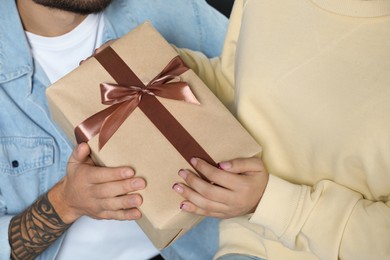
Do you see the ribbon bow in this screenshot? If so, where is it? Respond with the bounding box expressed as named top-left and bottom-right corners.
top-left (75, 55), bottom-right (199, 150)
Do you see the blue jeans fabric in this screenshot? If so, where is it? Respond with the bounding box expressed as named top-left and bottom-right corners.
top-left (161, 218), bottom-right (265, 260)
top-left (162, 217), bottom-right (266, 260)
top-left (161, 217), bottom-right (220, 260)
top-left (218, 254), bottom-right (265, 260)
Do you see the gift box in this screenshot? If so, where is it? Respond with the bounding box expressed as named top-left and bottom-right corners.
top-left (46, 22), bottom-right (261, 249)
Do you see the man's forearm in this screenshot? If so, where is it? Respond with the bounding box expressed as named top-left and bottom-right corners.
top-left (8, 193), bottom-right (70, 260)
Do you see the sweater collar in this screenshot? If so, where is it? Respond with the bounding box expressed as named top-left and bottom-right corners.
top-left (311, 0), bottom-right (390, 17)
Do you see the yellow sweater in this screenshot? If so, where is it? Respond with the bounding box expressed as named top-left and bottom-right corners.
top-left (177, 0), bottom-right (390, 259)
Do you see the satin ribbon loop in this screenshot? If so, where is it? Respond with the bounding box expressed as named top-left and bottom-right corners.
top-left (100, 83), bottom-right (143, 105)
top-left (75, 55), bottom-right (199, 150)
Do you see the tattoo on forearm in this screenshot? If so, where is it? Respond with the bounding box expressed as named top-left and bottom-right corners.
top-left (9, 193), bottom-right (70, 260)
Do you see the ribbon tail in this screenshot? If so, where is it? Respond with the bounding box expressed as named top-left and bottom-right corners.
top-left (161, 56), bottom-right (190, 76)
top-left (151, 82), bottom-right (200, 104)
top-left (149, 56), bottom-right (189, 85)
top-left (98, 99), bottom-right (140, 150)
top-left (148, 56), bottom-right (200, 104)
top-left (74, 104), bottom-right (121, 144)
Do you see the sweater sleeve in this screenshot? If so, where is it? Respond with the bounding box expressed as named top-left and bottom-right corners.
top-left (251, 175), bottom-right (390, 259)
top-left (174, 47), bottom-right (234, 112)
top-left (178, 0), bottom-right (390, 257)
top-left (175, 24), bottom-right (390, 260)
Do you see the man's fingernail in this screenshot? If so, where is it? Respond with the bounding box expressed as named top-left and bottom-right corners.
top-left (122, 169), bottom-right (134, 178)
top-left (132, 179), bottom-right (144, 189)
top-left (130, 210), bottom-right (141, 219)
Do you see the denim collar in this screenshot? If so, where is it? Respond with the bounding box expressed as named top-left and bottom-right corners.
top-left (0, 1), bottom-right (33, 89)
top-left (0, 1), bottom-right (120, 96)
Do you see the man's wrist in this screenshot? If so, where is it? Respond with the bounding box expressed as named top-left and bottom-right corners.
top-left (9, 193), bottom-right (71, 260)
top-left (47, 179), bottom-right (78, 224)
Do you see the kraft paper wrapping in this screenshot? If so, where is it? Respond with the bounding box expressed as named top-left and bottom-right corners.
top-left (46, 22), bottom-right (261, 249)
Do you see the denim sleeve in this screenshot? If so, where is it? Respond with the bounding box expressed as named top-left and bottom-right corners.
top-left (161, 217), bottom-right (220, 260)
top-left (187, 0), bottom-right (228, 57)
top-left (109, 0), bottom-right (228, 58)
top-left (145, 0), bottom-right (228, 58)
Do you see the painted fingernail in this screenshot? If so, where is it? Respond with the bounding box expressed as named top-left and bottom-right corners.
top-left (217, 161), bottom-right (232, 170)
top-left (190, 157), bottom-right (197, 166)
top-left (178, 169), bottom-right (187, 179)
top-left (180, 203), bottom-right (189, 210)
top-left (172, 184), bottom-right (184, 193)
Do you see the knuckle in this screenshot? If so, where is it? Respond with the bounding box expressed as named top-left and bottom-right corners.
top-left (251, 157), bottom-right (264, 169)
top-left (182, 189), bottom-right (193, 201)
top-left (185, 172), bottom-right (196, 185)
top-left (219, 213), bottom-right (229, 219)
top-left (241, 183), bottom-right (252, 194)
top-left (206, 170), bottom-right (217, 182)
top-left (201, 188), bottom-right (214, 199)
top-left (100, 198), bottom-right (111, 210)
top-left (98, 210), bottom-right (111, 220)
top-left (92, 169), bottom-right (105, 183)
top-left (195, 159), bottom-right (208, 171)
top-left (97, 186), bottom-right (111, 198)
top-left (121, 179), bottom-right (133, 191)
top-left (179, 186), bottom-right (190, 198)
top-left (121, 197), bottom-right (131, 209)
top-left (200, 200), bottom-right (213, 211)
top-left (201, 209), bottom-right (211, 216)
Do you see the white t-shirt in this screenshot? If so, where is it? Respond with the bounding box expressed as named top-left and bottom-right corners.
top-left (26, 13), bottom-right (159, 260)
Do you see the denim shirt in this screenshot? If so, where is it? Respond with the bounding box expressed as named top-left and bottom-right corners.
top-left (0, 1), bottom-right (227, 259)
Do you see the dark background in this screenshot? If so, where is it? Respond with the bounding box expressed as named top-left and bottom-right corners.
top-left (206, 0), bottom-right (235, 17)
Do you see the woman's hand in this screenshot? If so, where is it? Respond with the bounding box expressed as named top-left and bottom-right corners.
top-left (172, 156), bottom-right (269, 219)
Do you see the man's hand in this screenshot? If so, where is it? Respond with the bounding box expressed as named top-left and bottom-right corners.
top-left (172, 157), bottom-right (269, 219)
top-left (49, 142), bottom-right (145, 224)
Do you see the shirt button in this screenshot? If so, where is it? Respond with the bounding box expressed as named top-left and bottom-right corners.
top-left (12, 160), bottom-right (19, 168)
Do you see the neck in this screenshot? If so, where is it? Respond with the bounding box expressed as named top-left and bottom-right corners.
top-left (16, 0), bottom-right (87, 37)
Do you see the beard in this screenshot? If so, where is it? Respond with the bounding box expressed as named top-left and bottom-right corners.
top-left (32, 0), bottom-right (113, 15)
